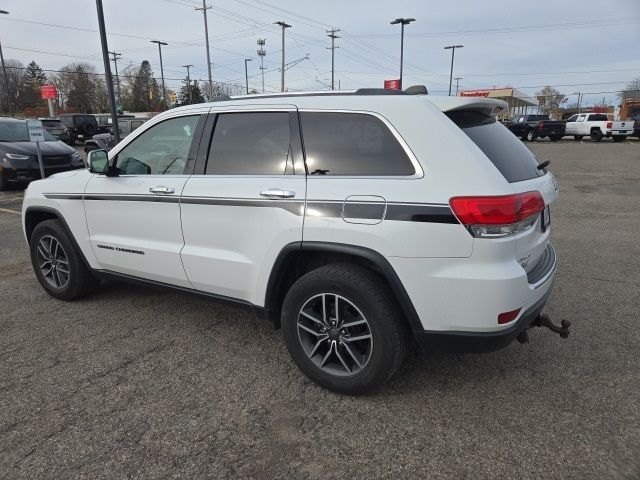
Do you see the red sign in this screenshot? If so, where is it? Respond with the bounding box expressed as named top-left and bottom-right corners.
top-left (384, 79), bottom-right (401, 90)
top-left (40, 85), bottom-right (57, 100)
top-left (459, 89), bottom-right (490, 97)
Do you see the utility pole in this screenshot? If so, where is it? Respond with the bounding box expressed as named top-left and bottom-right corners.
top-left (454, 77), bottom-right (462, 95)
top-left (257, 38), bottom-right (266, 94)
top-left (244, 59), bottom-right (252, 94)
top-left (150, 41), bottom-right (168, 109)
top-left (390, 18), bottom-right (415, 89)
top-left (195, 1), bottom-right (213, 99)
top-left (444, 45), bottom-right (463, 96)
top-left (326, 28), bottom-right (340, 90)
top-left (182, 64), bottom-right (193, 104)
top-left (0, 9), bottom-right (14, 117)
top-left (275, 21), bottom-right (291, 92)
top-left (108, 51), bottom-right (121, 103)
top-left (95, 0), bottom-right (120, 143)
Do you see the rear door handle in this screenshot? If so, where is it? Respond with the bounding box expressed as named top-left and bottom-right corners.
top-left (149, 186), bottom-right (175, 194)
top-left (260, 188), bottom-right (296, 198)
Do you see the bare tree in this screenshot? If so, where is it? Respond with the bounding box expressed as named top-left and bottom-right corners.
top-left (536, 86), bottom-right (565, 115)
top-left (0, 59), bottom-right (25, 115)
top-left (619, 77), bottom-right (640, 100)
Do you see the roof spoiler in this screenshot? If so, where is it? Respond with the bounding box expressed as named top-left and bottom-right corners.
top-left (354, 85), bottom-right (428, 96)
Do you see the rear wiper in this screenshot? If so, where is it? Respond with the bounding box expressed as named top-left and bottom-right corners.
top-left (310, 169), bottom-right (330, 175)
top-left (537, 160), bottom-right (551, 170)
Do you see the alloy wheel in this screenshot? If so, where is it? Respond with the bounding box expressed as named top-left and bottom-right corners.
top-left (36, 235), bottom-right (70, 289)
top-left (297, 293), bottom-right (373, 377)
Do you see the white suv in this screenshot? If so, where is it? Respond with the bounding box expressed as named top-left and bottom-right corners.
top-left (22, 89), bottom-right (558, 393)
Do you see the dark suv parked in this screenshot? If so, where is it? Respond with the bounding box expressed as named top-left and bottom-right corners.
top-left (57, 114), bottom-right (99, 145)
top-left (39, 118), bottom-right (72, 144)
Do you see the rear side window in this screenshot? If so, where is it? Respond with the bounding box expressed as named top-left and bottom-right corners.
top-left (447, 111), bottom-right (544, 183)
top-left (588, 114), bottom-right (607, 121)
top-left (42, 120), bottom-right (62, 128)
top-left (299, 112), bottom-right (415, 176)
top-left (205, 112), bottom-right (292, 175)
top-left (74, 115), bottom-right (96, 126)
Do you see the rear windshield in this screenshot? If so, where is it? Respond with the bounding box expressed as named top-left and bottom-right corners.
top-left (447, 111), bottom-right (544, 183)
top-left (73, 115), bottom-right (97, 125)
top-left (0, 122), bottom-right (57, 142)
top-left (42, 120), bottom-right (63, 128)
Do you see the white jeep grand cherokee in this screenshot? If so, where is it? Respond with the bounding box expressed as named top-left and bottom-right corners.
top-left (22, 88), bottom-right (558, 393)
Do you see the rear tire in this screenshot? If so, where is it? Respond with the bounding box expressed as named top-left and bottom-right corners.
top-left (590, 129), bottom-right (603, 142)
top-left (525, 130), bottom-right (536, 142)
top-left (612, 136), bottom-right (626, 142)
top-left (281, 264), bottom-right (408, 394)
top-left (573, 135), bottom-right (583, 141)
top-left (30, 219), bottom-right (97, 301)
top-left (0, 170), bottom-right (7, 191)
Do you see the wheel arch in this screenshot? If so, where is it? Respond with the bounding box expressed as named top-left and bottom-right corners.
top-left (24, 206), bottom-right (93, 270)
top-left (264, 241), bottom-right (423, 334)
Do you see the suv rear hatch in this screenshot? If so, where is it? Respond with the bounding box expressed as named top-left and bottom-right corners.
top-left (446, 108), bottom-right (558, 278)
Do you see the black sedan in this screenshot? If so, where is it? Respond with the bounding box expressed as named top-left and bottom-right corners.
top-left (0, 117), bottom-right (85, 191)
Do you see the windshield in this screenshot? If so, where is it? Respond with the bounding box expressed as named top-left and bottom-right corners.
top-left (0, 122), bottom-right (57, 142)
top-left (447, 111), bottom-right (544, 183)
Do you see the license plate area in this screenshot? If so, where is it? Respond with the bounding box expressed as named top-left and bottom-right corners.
top-left (541, 206), bottom-right (551, 232)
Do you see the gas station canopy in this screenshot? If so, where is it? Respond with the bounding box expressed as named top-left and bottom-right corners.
top-left (459, 87), bottom-right (538, 118)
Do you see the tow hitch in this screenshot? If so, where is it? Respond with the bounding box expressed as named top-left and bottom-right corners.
top-left (516, 314), bottom-right (571, 344)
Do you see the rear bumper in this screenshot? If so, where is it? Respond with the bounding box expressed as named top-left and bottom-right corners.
top-left (413, 283), bottom-right (553, 353)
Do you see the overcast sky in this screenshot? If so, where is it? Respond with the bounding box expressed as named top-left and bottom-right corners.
top-left (1, 0), bottom-right (638, 106)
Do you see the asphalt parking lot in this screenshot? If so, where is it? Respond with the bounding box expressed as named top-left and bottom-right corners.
top-left (1, 140), bottom-right (639, 479)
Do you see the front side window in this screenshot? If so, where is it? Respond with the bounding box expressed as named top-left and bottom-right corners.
top-left (567, 115), bottom-right (578, 122)
top-left (114, 115), bottom-right (199, 175)
top-left (299, 112), bottom-right (415, 176)
top-left (205, 112), bottom-right (292, 175)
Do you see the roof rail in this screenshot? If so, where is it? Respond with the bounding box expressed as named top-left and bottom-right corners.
top-left (211, 85), bottom-right (429, 102)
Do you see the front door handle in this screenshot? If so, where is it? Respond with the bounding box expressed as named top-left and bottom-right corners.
top-left (260, 188), bottom-right (296, 199)
top-left (149, 186), bottom-right (175, 194)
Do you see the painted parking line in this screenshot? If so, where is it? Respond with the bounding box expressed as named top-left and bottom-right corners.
top-left (0, 207), bottom-right (21, 215)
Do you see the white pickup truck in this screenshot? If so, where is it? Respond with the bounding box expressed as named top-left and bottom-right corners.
top-left (565, 113), bottom-right (634, 142)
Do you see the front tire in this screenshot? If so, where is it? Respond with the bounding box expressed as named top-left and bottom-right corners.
top-left (0, 170), bottom-right (7, 191)
top-left (30, 219), bottom-right (97, 300)
top-left (281, 264), bottom-right (408, 394)
top-left (549, 135), bottom-right (561, 142)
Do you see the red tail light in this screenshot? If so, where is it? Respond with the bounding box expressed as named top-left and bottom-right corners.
top-left (538, 122), bottom-right (544, 131)
top-left (606, 121), bottom-right (612, 129)
top-left (450, 192), bottom-right (545, 238)
top-left (498, 308), bottom-right (521, 324)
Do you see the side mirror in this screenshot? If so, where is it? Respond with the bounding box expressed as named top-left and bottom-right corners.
top-left (87, 149), bottom-right (110, 174)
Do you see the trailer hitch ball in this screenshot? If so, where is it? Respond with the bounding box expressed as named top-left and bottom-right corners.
top-left (535, 314), bottom-right (571, 339)
top-left (517, 314), bottom-right (571, 344)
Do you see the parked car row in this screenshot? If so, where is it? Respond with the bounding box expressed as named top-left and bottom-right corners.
top-left (0, 117), bottom-right (85, 191)
top-left (505, 113), bottom-right (638, 142)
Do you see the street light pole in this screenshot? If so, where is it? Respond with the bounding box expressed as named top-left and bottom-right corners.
top-left (182, 64), bottom-right (193, 104)
top-left (454, 77), bottom-right (462, 96)
top-left (151, 41), bottom-right (168, 109)
top-left (0, 10), bottom-right (14, 117)
top-left (195, 1), bottom-right (213, 99)
top-left (244, 59), bottom-right (252, 94)
top-left (95, 0), bottom-right (120, 143)
top-left (390, 18), bottom-right (415, 89)
top-left (275, 21), bottom-right (291, 92)
top-left (444, 44), bottom-right (463, 96)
